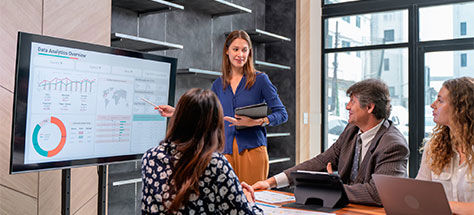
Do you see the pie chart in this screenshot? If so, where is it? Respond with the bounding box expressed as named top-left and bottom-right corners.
top-left (32, 116), bottom-right (67, 157)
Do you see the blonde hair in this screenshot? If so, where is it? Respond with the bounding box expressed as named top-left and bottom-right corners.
top-left (221, 30), bottom-right (257, 90)
top-left (427, 77), bottom-right (474, 175)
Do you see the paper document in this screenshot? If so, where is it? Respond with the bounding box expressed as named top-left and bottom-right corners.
top-left (255, 190), bottom-right (295, 204)
top-left (256, 203), bottom-right (336, 215)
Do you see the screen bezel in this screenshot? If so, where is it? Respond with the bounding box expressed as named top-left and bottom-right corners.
top-left (10, 32), bottom-right (177, 174)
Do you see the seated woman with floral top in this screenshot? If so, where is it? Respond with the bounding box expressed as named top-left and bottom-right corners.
top-left (141, 88), bottom-right (263, 214)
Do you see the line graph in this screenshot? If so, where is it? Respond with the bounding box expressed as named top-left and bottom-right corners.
top-left (38, 77), bottom-right (96, 93)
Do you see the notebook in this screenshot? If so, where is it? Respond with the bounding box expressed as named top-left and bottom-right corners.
top-left (373, 174), bottom-right (452, 215)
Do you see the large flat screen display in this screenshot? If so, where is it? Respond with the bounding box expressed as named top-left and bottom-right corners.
top-left (10, 32), bottom-right (176, 173)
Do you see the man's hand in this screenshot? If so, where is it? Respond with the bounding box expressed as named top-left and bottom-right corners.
top-left (156, 105), bottom-right (175, 117)
top-left (252, 177), bottom-right (276, 190)
top-left (327, 162), bottom-right (333, 174)
top-left (241, 182), bottom-right (255, 203)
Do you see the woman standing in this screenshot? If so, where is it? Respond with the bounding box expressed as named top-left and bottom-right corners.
top-left (416, 77), bottom-right (474, 215)
top-left (211, 30), bottom-right (287, 185)
top-left (158, 30), bottom-right (287, 185)
top-left (142, 88), bottom-right (263, 214)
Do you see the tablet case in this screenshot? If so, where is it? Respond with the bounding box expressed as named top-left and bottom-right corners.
top-left (283, 170), bottom-right (348, 211)
top-left (234, 102), bottom-right (267, 129)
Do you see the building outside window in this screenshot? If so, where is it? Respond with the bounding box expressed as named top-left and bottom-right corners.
top-left (461, 53), bottom-right (467, 67)
top-left (384, 58), bottom-right (390, 71)
top-left (384, 29), bottom-right (395, 42)
top-left (461, 22), bottom-right (467, 35)
top-left (323, 0), bottom-right (474, 177)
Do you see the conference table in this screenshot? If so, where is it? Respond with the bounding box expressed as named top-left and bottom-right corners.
top-left (257, 190), bottom-right (386, 215)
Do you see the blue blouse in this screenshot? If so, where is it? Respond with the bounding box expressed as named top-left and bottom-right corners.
top-left (141, 141), bottom-right (263, 214)
top-left (211, 72), bottom-right (288, 154)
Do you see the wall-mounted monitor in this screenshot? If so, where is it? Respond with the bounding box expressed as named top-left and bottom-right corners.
top-left (10, 32), bottom-right (177, 174)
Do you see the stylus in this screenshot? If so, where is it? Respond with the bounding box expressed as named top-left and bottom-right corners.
top-left (141, 97), bottom-right (159, 108)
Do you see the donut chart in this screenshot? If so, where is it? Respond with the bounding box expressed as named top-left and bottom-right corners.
top-left (32, 116), bottom-right (67, 157)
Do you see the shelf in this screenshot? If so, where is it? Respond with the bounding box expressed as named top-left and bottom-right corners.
top-left (171, 0), bottom-right (251, 17)
top-left (112, 178), bottom-right (141, 186)
top-left (246, 29), bottom-right (291, 43)
top-left (269, 157), bottom-right (291, 165)
top-left (255, 60), bottom-right (291, 71)
top-left (113, 0), bottom-right (184, 14)
top-left (177, 68), bottom-right (221, 78)
top-left (267, 133), bottom-right (291, 138)
top-left (111, 33), bottom-right (183, 52)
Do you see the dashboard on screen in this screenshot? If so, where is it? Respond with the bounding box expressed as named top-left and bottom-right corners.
top-left (10, 32), bottom-right (176, 173)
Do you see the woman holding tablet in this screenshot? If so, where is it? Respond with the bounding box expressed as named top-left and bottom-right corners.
top-left (158, 30), bottom-right (287, 185)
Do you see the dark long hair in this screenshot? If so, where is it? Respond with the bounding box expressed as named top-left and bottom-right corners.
top-left (221, 30), bottom-right (257, 90)
top-left (165, 88), bottom-right (225, 212)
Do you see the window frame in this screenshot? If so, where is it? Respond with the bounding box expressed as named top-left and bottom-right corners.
top-left (322, 0), bottom-right (474, 177)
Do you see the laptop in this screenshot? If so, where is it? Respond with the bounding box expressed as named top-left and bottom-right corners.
top-left (373, 174), bottom-right (452, 215)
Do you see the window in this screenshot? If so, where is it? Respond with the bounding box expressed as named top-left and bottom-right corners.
top-left (461, 53), bottom-right (467, 67)
top-left (420, 2), bottom-right (474, 41)
top-left (342, 16), bottom-right (350, 23)
top-left (461, 22), bottom-right (467, 36)
top-left (323, 0), bottom-right (474, 178)
top-left (324, 10), bottom-right (407, 48)
top-left (384, 58), bottom-right (390, 71)
top-left (389, 87), bottom-right (396, 98)
top-left (327, 35), bottom-right (333, 48)
top-left (384, 29), bottom-right (395, 42)
top-left (342, 40), bottom-right (351, 55)
top-left (324, 48), bottom-right (408, 148)
top-left (342, 40), bottom-right (351, 47)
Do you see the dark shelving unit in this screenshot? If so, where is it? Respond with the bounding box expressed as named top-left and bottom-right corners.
top-left (111, 33), bottom-right (183, 52)
top-left (112, 0), bottom-right (184, 14)
top-left (171, 0), bottom-right (251, 17)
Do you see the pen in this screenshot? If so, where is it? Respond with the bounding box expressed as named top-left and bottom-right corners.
top-left (140, 97), bottom-right (159, 109)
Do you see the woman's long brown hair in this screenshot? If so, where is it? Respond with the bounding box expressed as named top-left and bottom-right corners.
top-left (221, 30), bottom-right (257, 90)
top-left (165, 88), bottom-right (225, 212)
top-left (427, 77), bottom-right (474, 175)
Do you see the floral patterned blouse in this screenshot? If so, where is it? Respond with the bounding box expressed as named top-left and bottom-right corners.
top-left (141, 141), bottom-right (263, 215)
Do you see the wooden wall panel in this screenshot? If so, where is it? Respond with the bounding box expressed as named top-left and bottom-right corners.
top-left (38, 171), bottom-right (61, 215)
top-left (0, 186), bottom-right (37, 215)
top-left (296, 0), bottom-right (311, 163)
top-left (73, 192), bottom-right (99, 215)
top-left (43, 0), bottom-right (111, 46)
top-left (296, 0), bottom-right (322, 163)
top-left (42, 0), bottom-right (111, 214)
top-left (0, 0), bottom-right (42, 91)
top-left (71, 166), bottom-right (99, 214)
top-left (1, 0), bottom-right (111, 214)
top-left (0, 87), bottom-right (39, 197)
top-left (0, 0), bottom-right (42, 213)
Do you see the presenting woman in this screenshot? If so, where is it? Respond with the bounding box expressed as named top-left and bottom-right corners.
top-left (416, 77), bottom-right (474, 215)
top-left (159, 30), bottom-right (287, 185)
top-left (142, 88), bottom-right (263, 214)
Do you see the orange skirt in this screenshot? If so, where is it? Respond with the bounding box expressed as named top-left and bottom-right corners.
top-left (224, 138), bottom-right (269, 185)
